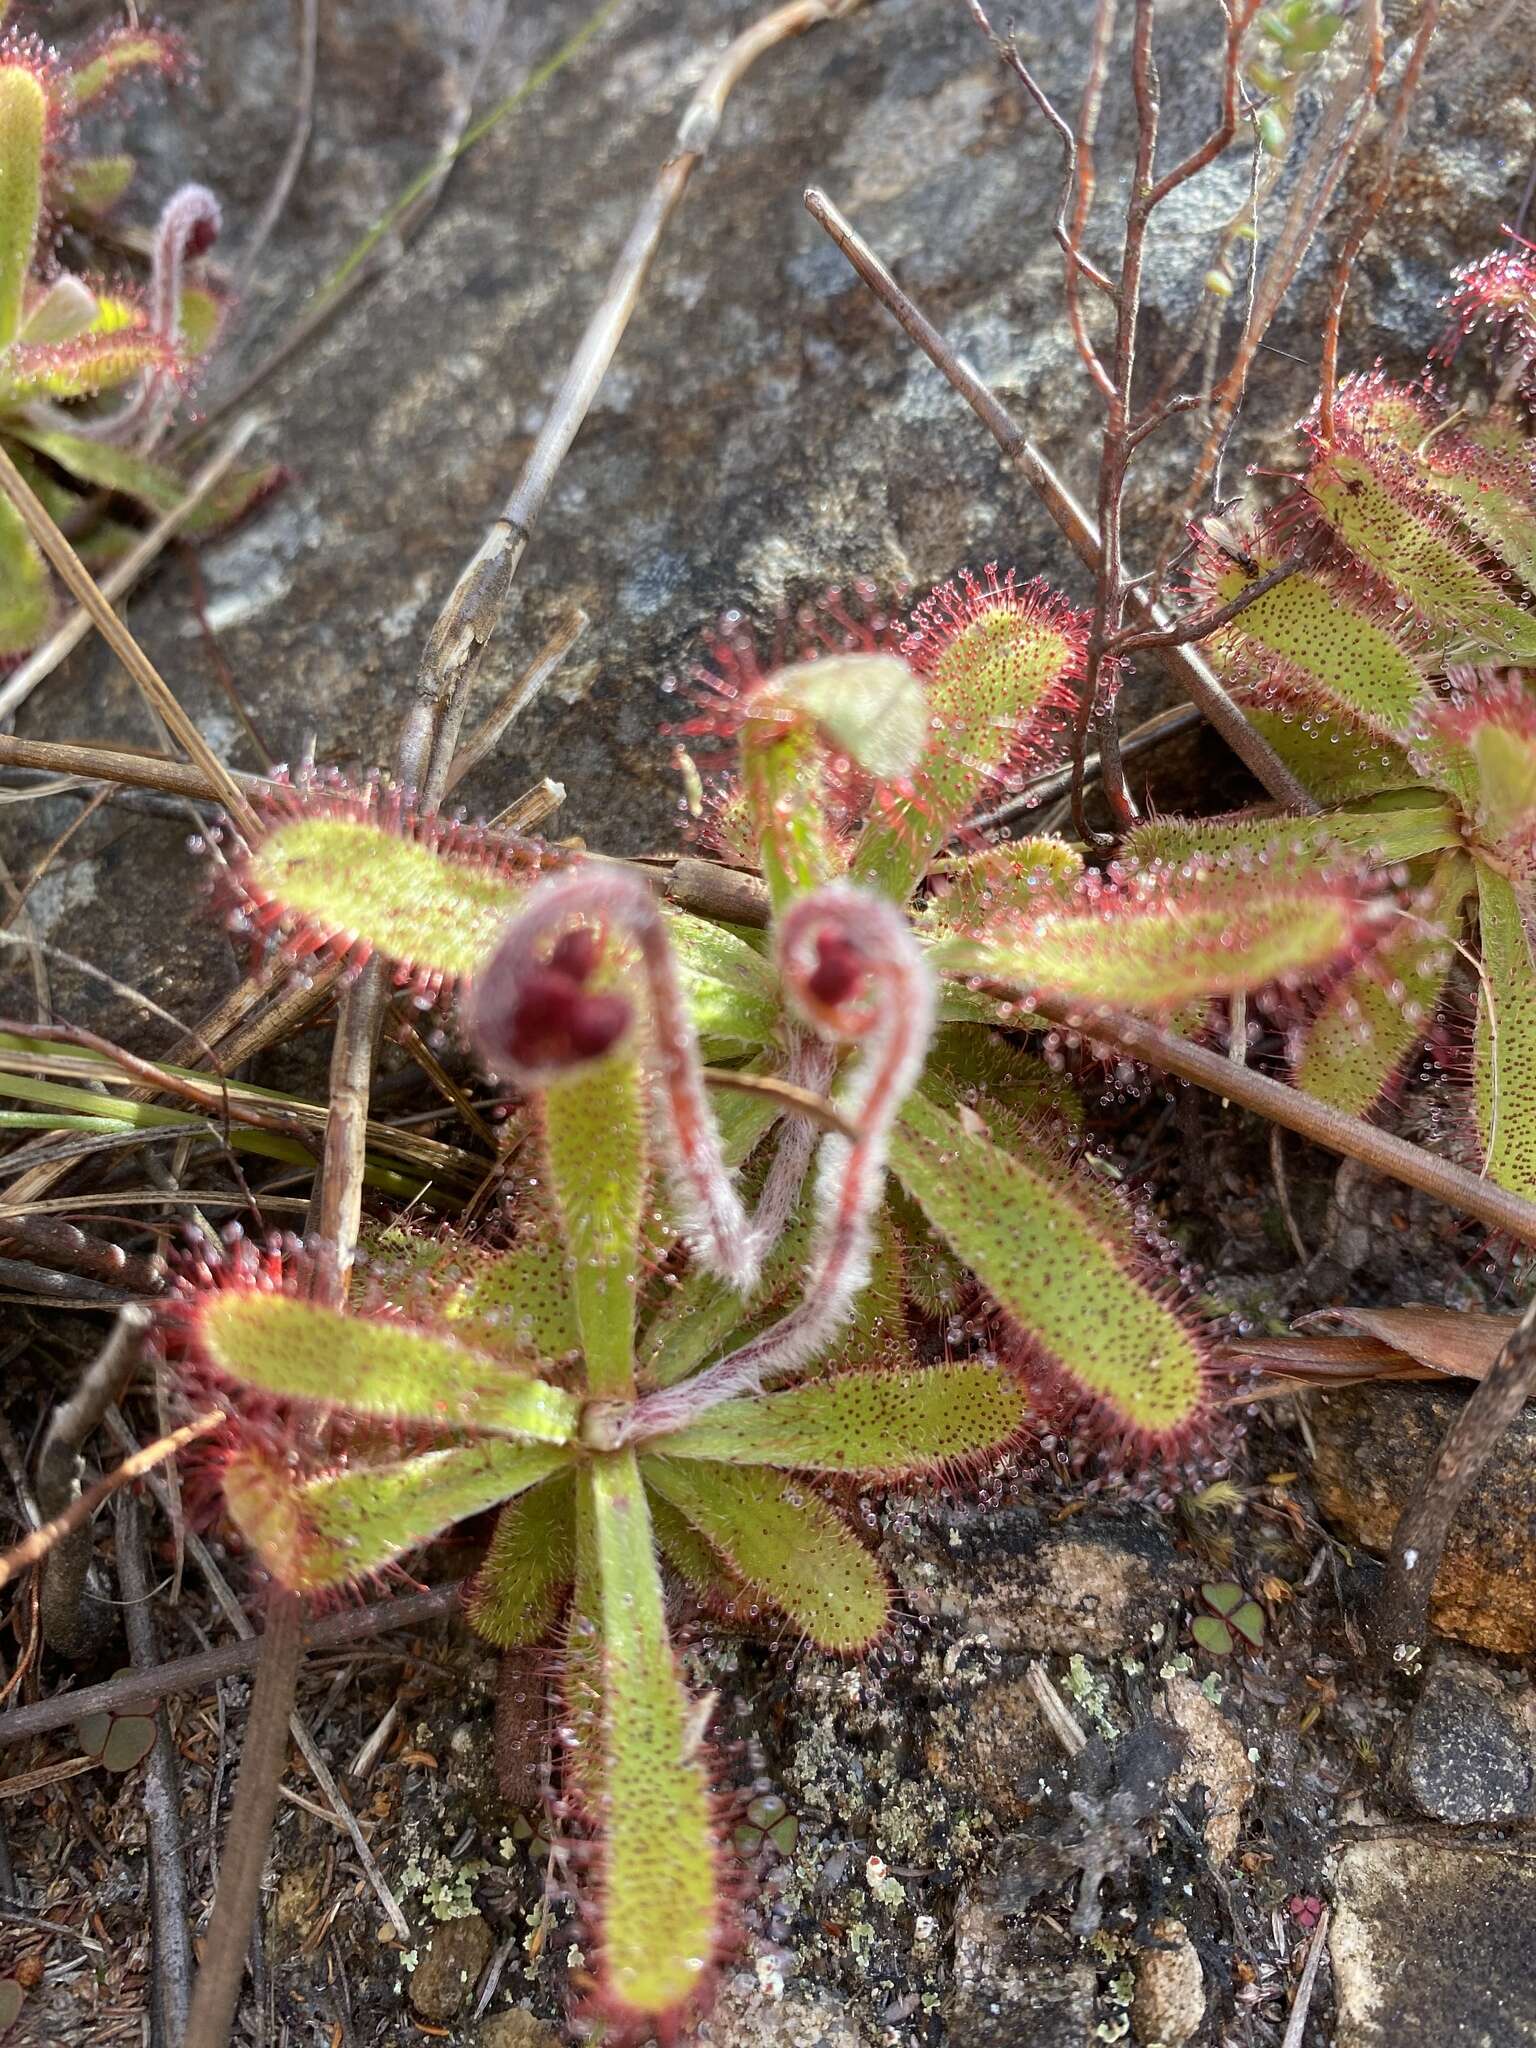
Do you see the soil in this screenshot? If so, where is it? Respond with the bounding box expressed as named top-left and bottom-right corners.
top-left (3, 3), bottom-right (1536, 2046)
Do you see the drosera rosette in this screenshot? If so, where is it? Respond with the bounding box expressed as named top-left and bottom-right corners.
top-left (197, 590), bottom-right (1373, 1473)
top-left (1438, 235), bottom-right (1536, 385)
top-left (0, 14), bottom-right (279, 656)
top-left (166, 865), bottom-right (1034, 2038)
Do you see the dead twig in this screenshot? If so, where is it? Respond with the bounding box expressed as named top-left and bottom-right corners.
top-left (0, 1584), bottom-right (463, 1749)
top-left (0, 1411), bottom-right (221, 1593)
top-left (116, 1493), bottom-right (194, 2047)
top-left (1372, 1294), bottom-right (1536, 1662)
top-left (36, 1305), bottom-right (151, 1659)
top-left (1280, 1903), bottom-right (1331, 2048)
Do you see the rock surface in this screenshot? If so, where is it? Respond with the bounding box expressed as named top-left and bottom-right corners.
top-left (698, 1977), bottom-right (873, 2048)
top-left (477, 2012), bottom-right (563, 2048)
top-left (1330, 1838), bottom-right (1536, 2045)
top-left (1394, 1654), bottom-right (1536, 1824)
top-left (1311, 1385), bottom-right (1536, 1654)
top-left (1129, 1917), bottom-right (1204, 2048)
top-left (947, 1896), bottom-right (1094, 2048)
top-left (917, 1513), bottom-right (1182, 1658)
top-left (1161, 1675), bottom-right (1255, 1868)
top-left (408, 1912), bottom-right (494, 2024)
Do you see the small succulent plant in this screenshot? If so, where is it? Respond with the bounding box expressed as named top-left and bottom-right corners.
top-left (0, 13), bottom-right (277, 655)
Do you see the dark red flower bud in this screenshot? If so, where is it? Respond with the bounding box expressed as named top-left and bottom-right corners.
top-left (548, 924), bottom-right (602, 984)
top-left (183, 212), bottom-right (218, 257)
top-left (567, 990), bottom-right (631, 1059)
top-left (806, 930), bottom-right (867, 1008)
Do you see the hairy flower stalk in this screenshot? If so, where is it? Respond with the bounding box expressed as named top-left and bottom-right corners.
top-left (469, 866), bottom-right (766, 1293)
top-left (625, 883), bottom-right (936, 1439)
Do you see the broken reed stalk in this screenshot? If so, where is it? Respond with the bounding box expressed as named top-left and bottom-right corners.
top-left (801, 187), bottom-right (1317, 813)
top-left (186, 11), bottom-right (873, 2044)
top-left (1372, 1294), bottom-right (1536, 1663)
top-left (0, 444), bottom-right (261, 841)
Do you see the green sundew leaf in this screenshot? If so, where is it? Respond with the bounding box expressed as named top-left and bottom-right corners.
top-left (467, 1470), bottom-right (575, 1646)
top-left (648, 1486), bottom-right (750, 1605)
top-left (224, 1440), bottom-right (571, 1594)
top-left (67, 29), bottom-right (180, 105)
top-left (657, 1360), bottom-right (1027, 1475)
top-left (1122, 796), bottom-right (1460, 872)
top-left (852, 599), bottom-right (1080, 901)
top-left (0, 490), bottom-right (51, 655)
top-left (890, 1091), bottom-right (1207, 1443)
top-left (921, 1022), bottom-right (1083, 1130)
top-left (241, 813), bottom-right (526, 979)
top-left (925, 838), bottom-right (1084, 932)
top-left (661, 908), bottom-right (780, 1049)
top-left (0, 62), bottom-right (46, 346)
top-left (1474, 866), bottom-right (1536, 1196)
top-left (640, 1182), bottom-right (905, 1389)
top-left (178, 284), bottom-right (223, 358)
top-left (60, 152), bottom-right (135, 215)
top-left (642, 1457), bottom-right (890, 1652)
top-left (582, 1453), bottom-right (719, 2026)
top-left (439, 1239), bottom-right (580, 1361)
top-left (1242, 700), bottom-right (1415, 804)
top-left (1466, 718), bottom-right (1536, 853)
top-left (1205, 554), bottom-right (1430, 742)
top-left (1420, 414), bottom-right (1536, 594)
top-left (0, 331), bottom-right (178, 405)
top-left (1308, 446), bottom-right (1536, 659)
top-left (932, 867), bottom-right (1366, 1012)
top-left (742, 653), bottom-right (926, 911)
top-left (195, 1293), bottom-right (579, 1440)
top-left (1295, 851), bottom-right (1471, 1115)
top-left (542, 1057), bottom-right (647, 1398)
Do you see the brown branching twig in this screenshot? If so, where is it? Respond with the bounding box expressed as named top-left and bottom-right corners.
top-left (36, 1306), bottom-right (151, 1659)
top-left (1106, 551), bottom-right (1306, 656)
top-left (802, 186), bottom-right (1316, 811)
top-left (963, 0), bottom-right (1117, 299)
top-left (1372, 1294), bottom-right (1536, 1662)
top-left (0, 1215), bottom-right (165, 1295)
top-left (117, 1492), bottom-right (195, 2046)
top-left (1316, 0), bottom-right (1442, 439)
